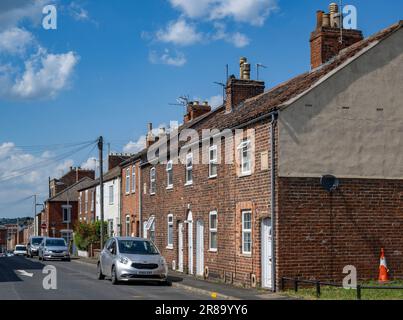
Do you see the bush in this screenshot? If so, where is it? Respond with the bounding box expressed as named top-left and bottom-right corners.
top-left (74, 221), bottom-right (108, 251)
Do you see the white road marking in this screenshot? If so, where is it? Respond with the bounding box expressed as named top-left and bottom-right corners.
top-left (16, 270), bottom-right (34, 277)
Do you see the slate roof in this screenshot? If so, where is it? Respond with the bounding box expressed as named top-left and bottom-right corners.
top-left (47, 177), bottom-right (95, 202)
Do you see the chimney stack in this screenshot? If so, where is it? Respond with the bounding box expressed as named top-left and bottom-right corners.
top-left (146, 123), bottom-right (155, 147)
top-left (310, 3), bottom-right (363, 69)
top-left (225, 57), bottom-right (265, 113)
top-left (184, 101), bottom-right (211, 124)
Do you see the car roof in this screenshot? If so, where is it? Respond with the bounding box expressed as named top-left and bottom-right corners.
top-left (113, 237), bottom-right (147, 241)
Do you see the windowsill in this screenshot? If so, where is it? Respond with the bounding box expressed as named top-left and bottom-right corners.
top-left (166, 246), bottom-right (173, 250)
top-left (184, 182), bottom-right (193, 187)
top-left (241, 253), bottom-right (252, 258)
top-left (125, 192), bottom-right (130, 196)
top-left (166, 186), bottom-right (173, 190)
top-left (208, 249), bottom-right (218, 253)
top-left (150, 193), bottom-right (156, 196)
top-left (239, 172), bottom-right (252, 178)
top-left (131, 191), bottom-right (136, 194)
top-left (209, 175), bottom-right (217, 179)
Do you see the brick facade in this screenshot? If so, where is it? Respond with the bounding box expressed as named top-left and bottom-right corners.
top-left (277, 177), bottom-right (403, 283)
top-left (120, 160), bottom-right (141, 237)
top-left (45, 201), bottom-right (78, 240)
top-left (78, 185), bottom-right (97, 223)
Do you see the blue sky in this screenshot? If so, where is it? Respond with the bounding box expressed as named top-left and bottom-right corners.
top-left (0, 0), bottom-right (402, 218)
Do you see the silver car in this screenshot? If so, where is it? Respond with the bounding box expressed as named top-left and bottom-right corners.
top-left (97, 237), bottom-right (168, 285)
top-left (38, 237), bottom-right (71, 261)
top-left (27, 236), bottom-right (44, 258)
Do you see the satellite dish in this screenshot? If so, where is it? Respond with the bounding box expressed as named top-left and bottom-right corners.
top-left (320, 175), bottom-right (339, 192)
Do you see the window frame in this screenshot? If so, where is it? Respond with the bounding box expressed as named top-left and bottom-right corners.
top-left (62, 205), bottom-right (72, 223)
top-left (150, 167), bottom-right (156, 195)
top-left (209, 210), bottom-right (218, 252)
top-left (241, 210), bottom-right (252, 255)
top-left (109, 185), bottom-right (114, 205)
top-left (185, 153), bottom-right (193, 185)
top-left (91, 190), bottom-right (95, 212)
top-left (167, 214), bottom-right (174, 249)
top-left (84, 190), bottom-right (88, 214)
top-left (125, 168), bottom-right (130, 194)
top-left (131, 165), bottom-right (136, 193)
top-left (209, 145), bottom-right (218, 178)
top-left (166, 160), bottom-right (173, 189)
top-left (238, 139), bottom-right (252, 176)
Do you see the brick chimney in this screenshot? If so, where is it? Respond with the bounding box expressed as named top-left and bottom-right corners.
top-left (146, 123), bottom-right (155, 148)
top-left (184, 101), bottom-right (211, 124)
top-left (310, 3), bottom-right (363, 69)
top-left (108, 153), bottom-right (132, 170)
top-left (225, 57), bottom-right (265, 113)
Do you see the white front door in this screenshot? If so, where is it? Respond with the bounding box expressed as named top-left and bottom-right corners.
top-left (261, 218), bottom-right (273, 289)
top-left (178, 222), bottom-right (184, 272)
top-left (196, 219), bottom-right (204, 276)
top-left (187, 211), bottom-right (193, 275)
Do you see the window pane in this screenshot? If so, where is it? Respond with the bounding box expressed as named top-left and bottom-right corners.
top-left (243, 232), bottom-right (251, 253)
top-left (210, 232), bottom-right (217, 249)
top-left (210, 213), bottom-right (217, 229)
top-left (243, 212), bottom-right (251, 229)
top-left (168, 225), bottom-right (173, 246)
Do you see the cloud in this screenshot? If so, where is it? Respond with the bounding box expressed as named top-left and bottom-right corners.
top-left (123, 136), bottom-right (147, 154)
top-left (212, 22), bottom-right (250, 48)
top-left (0, 0), bottom-right (51, 28)
top-left (68, 1), bottom-right (89, 21)
top-left (208, 95), bottom-right (224, 108)
top-left (9, 49), bottom-right (79, 99)
top-left (0, 27), bottom-right (35, 55)
top-left (81, 157), bottom-right (98, 170)
top-left (168, 0), bottom-right (278, 26)
top-left (156, 18), bottom-right (204, 46)
top-left (149, 49), bottom-right (187, 67)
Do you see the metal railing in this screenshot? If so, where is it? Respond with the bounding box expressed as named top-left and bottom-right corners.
top-left (281, 277), bottom-right (403, 300)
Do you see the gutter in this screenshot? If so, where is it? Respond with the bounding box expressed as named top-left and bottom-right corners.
top-left (269, 111), bottom-right (278, 292)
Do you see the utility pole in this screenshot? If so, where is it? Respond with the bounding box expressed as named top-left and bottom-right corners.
top-left (98, 136), bottom-right (105, 248)
top-left (33, 195), bottom-right (36, 237)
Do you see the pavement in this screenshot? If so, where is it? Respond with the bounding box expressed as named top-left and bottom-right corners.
top-left (74, 256), bottom-right (289, 300)
top-left (0, 255), bottom-right (215, 300)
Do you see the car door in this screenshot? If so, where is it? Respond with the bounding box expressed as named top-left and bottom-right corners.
top-left (103, 239), bottom-right (116, 276)
top-left (100, 239), bottom-right (111, 275)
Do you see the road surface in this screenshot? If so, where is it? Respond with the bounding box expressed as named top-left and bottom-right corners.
top-left (0, 256), bottom-right (213, 300)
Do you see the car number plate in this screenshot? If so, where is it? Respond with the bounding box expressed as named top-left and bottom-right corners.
top-left (138, 271), bottom-right (152, 275)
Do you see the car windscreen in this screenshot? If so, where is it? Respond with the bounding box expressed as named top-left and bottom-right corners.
top-left (31, 238), bottom-right (43, 245)
top-left (46, 239), bottom-right (66, 247)
top-left (16, 246), bottom-right (26, 250)
top-left (118, 240), bottom-right (159, 255)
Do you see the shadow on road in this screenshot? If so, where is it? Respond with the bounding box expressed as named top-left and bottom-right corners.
top-left (0, 256), bottom-right (46, 283)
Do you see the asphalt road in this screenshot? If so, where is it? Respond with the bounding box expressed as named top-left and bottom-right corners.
top-left (0, 256), bottom-right (213, 300)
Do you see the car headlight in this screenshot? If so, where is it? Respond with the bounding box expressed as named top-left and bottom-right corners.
top-left (118, 255), bottom-right (130, 264)
top-left (160, 257), bottom-right (167, 266)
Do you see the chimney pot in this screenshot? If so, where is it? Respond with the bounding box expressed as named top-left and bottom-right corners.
top-left (316, 10), bottom-right (324, 29)
top-left (322, 13), bottom-right (330, 27)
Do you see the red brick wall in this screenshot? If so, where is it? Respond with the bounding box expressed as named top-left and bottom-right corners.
top-left (277, 177), bottom-right (403, 283)
top-left (141, 120), bottom-right (274, 288)
top-left (45, 201), bottom-right (78, 237)
top-left (78, 187), bottom-right (97, 223)
top-left (121, 161), bottom-right (140, 237)
top-left (225, 78), bottom-right (265, 113)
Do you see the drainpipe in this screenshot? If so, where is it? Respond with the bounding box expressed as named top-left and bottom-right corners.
top-left (138, 162), bottom-right (142, 238)
top-left (269, 111), bottom-right (278, 292)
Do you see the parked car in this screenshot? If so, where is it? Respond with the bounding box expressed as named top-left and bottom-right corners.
top-left (13, 245), bottom-right (27, 256)
top-left (6, 251), bottom-right (14, 257)
top-left (0, 252), bottom-right (5, 258)
top-left (97, 237), bottom-right (168, 285)
top-left (27, 236), bottom-right (44, 258)
top-left (38, 237), bottom-right (70, 261)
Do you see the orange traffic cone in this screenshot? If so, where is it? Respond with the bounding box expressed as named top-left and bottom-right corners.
top-left (378, 248), bottom-right (389, 283)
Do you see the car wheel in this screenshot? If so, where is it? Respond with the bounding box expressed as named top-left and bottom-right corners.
top-left (111, 266), bottom-right (119, 285)
top-left (97, 262), bottom-right (105, 280)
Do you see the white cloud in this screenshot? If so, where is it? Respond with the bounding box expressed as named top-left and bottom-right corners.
top-left (123, 136), bottom-right (146, 154)
top-left (156, 19), bottom-right (204, 46)
top-left (10, 49), bottom-right (79, 99)
top-left (68, 1), bottom-right (90, 21)
top-left (212, 22), bottom-right (250, 48)
top-left (168, 0), bottom-right (278, 26)
top-left (0, 27), bottom-right (35, 55)
top-left (81, 157), bottom-right (98, 170)
top-left (0, 0), bottom-right (51, 28)
top-left (208, 95), bottom-right (223, 108)
top-left (149, 49), bottom-right (187, 67)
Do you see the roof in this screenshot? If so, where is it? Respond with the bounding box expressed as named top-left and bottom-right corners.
top-left (102, 165), bottom-right (121, 182)
top-left (77, 178), bottom-right (99, 191)
top-left (192, 21), bottom-right (403, 131)
top-left (47, 177), bottom-right (95, 202)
